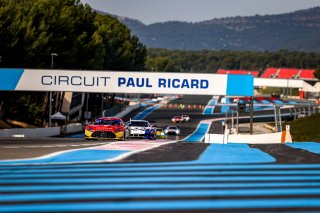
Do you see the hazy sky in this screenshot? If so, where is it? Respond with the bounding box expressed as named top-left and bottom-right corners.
top-left (81, 0), bottom-right (320, 25)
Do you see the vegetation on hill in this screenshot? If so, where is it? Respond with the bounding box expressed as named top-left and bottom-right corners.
top-left (0, 0), bottom-right (146, 70)
top-left (285, 113), bottom-right (320, 142)
top-left (146, 48), bottom-right (320, 73)
top-left (120, 7), bottom-right (320, 52)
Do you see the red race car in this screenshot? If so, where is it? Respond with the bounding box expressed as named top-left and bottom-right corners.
top-left (84, 117), bottom-right (130, 141)
top-left (172, 115), bottom-right (183, 123)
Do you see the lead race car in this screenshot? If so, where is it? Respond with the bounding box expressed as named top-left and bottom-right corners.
top-left (84, 117), bottom-right (130, 141)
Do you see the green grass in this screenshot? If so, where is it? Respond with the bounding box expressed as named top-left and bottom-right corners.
top-left (284, 113), bottom-right (320, 142)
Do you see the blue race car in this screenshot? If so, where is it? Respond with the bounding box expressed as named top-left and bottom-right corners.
top-left (144, 128), bottom-right (157, 140)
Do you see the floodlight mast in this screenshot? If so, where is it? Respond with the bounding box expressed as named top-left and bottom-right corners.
top-left (49, 53), bottom-right (58, 127)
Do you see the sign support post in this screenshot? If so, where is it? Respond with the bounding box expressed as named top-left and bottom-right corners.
top-left (250, 96), bottom-right (254, 135)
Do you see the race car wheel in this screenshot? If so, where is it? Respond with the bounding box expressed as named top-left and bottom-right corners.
top-left (122, 131), bottom-right (126, 141)
top-left (126, 130), bottom-right (130, 140)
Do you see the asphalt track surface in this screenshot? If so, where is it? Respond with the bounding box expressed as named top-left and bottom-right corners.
top-left (1, 95), bottom-right (320, 212)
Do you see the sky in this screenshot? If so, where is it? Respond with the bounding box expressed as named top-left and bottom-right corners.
top-left (81, 0), bottom-right (320, 25)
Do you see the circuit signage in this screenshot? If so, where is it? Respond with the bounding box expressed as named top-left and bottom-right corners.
top-left (0, 69), bottom-right (254, 96)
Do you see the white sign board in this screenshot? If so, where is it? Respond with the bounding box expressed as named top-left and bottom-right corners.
top-left (0, 69), bottom-right (254, 96)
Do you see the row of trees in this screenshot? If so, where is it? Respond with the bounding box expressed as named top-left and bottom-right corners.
top-left (0, 0), bottom-right (147, 126)
top-left (146, 49), bottom-right (320, 78)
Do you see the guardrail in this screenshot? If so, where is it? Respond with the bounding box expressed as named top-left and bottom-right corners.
top-left (0, 127), bottom-right (60, 138)
top-left (0, 123), bottom-right (83, 138)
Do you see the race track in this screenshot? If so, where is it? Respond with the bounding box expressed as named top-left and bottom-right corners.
top-left (1, 95), bottom-right (320, 212)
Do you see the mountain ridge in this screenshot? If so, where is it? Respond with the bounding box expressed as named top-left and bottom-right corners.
top-left (100, 7), bottom-right (320, 51)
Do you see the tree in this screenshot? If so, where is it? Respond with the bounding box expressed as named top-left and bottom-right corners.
top-left (315, 67), bottom-right (320, 79)
top-left (0, 0), bottom-right (147, 126)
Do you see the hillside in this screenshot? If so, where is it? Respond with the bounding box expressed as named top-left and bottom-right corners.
top-left (117, 7), bottom-right (320, 51)
top-left (286, 113), bottom-right (320, 142)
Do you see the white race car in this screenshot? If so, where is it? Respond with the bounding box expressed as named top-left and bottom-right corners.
top-left (165, 125), bottom-right (180, 135)
top-left (181, 115), bottom-right (190, 122)
top-left (127, 120), bottom-right (152, 138)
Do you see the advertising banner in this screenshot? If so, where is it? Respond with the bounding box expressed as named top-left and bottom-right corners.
top-left (0, 69), bottom-right (254, 96)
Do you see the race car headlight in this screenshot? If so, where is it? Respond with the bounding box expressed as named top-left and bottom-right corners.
top-left (114, 128), bottom-right (123, 133)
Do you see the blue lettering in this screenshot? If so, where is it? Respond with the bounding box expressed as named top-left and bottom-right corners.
top-left (172, 79), bottom-right (180, 88)
top-left (127, 78), bottom-right (135, 87)
top-left (118, 77), bottom-right (126, 87)
top-left (201, 80), bottom-right (209, 89)
top-left (146, 78), bottom-right (152, 88)
top-left (158, 78), bottom-right (166, 88)
top-left (181, 79), bottom-right (190, 88)
top-left (136, 78), bottom-right (144, 87)
top-left (191, 79), bottom-right (199, 88)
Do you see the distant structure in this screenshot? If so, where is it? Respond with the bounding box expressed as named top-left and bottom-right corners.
top-left (217, 69), bottom-right (259, 77)
top-left (217, 68), bottom-right (319, 99)
top-left (261, 68), bottom-right (315, 80)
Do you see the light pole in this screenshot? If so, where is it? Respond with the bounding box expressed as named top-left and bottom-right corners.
top-left (49, 53), bottom-right (58, 127)
top-left (51, 53), bottom-right (58, 69)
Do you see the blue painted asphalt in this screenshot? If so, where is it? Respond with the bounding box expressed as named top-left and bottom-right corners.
top-left (2, 142), bottom-right (319, 166)
top-left (203, 99), bottom-right (217, 115)
top-left (3, 161), bottom-right (320, 171)
top-left (196, 143), bottom-right (275, 164)
top-left (183, 123), bottom-right (210, 142)
top-left (272, 99), bottom-right (284, 105)
top-left (0, 143), bottom-right (276, 169)
top-left (2, 182), bottom-right (320, 193)
top-left (1, 198), bottom-right (320, 213)
top-left (288, 142), bottom-right (320, 154)
top-left (3, 187), bottom-right (320, 203)
top-left (0, 149), bottom-right (128, 165)
top-left (3, 169), bottom-right (320, 179)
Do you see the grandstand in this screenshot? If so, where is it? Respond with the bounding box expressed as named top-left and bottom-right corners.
top-left (261, 68), bottom-right (316, 80)
top-left (218, 68), bottom-right (316, 80)
top-left (217, 69), bottom-right (259, 77)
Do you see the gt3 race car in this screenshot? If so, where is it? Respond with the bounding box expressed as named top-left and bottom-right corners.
top-left (145, 128), bottom-right (157, 140)
top-left (156, 128), bottom-right (167, 139)
top-left (172, 116), bottom-right (183, 123)
top-left (165, 125), bottom-right (180, 135)
top-left (84, 117), bottom-right (130, 141)
top-left (127, 120), bottom-right (152, 138)
top-left (181, 115), bottom-right (190, 122)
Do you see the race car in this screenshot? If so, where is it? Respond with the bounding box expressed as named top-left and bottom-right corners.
top-left (181, 115), bottom-right (190, 122)
top-left (127, 120), bottom-right (152, 138)
top-left (144, 128), bottom-right (157, 140)
top-left (172, 116), bottom-right (183, 123)
top-left (84, 117), bottom-right (130, 141)
top-left (165, 125), bottom-right (180, 135)
top-left (156, 128), bottom-right (167, 139)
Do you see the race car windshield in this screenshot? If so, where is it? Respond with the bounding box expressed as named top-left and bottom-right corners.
top-left (94, 119), bottom-right (122, 125)
top-left (129, 121), bottom-right (149, 127)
